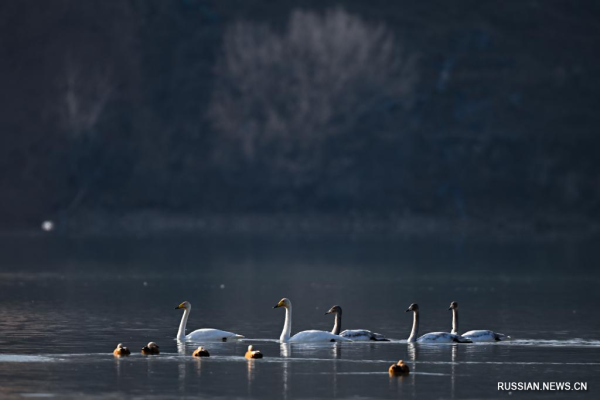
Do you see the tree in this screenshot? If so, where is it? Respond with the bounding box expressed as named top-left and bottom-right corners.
top-left (208, 8), bottom-right (418, 188)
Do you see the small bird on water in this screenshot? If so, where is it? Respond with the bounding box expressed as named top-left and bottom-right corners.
top-left (192, 346), bottom-right (210, 357)
top-left (113, 343), bottom-right (131, 357)
top-left (141, 342), bottom-right (160, 355)
top-left (245, 345), bottom-right (263, 359)
top-left (388, 360), bottom-right (410, 376)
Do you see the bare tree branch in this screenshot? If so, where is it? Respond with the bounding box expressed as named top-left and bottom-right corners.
top-left (208, 8), bottom-right (418, 185)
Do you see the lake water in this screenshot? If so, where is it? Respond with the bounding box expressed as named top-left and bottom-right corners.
top-left (0, 233), bottom-right (599, 399)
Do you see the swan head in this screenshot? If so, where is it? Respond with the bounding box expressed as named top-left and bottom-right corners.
top-left (273, 298), bottom-right (291, 309)
top-left (248, 345), bottom-right (253, 351)
top-left (448, 301), bottom-right (458, 310)
top-left (175, 301), bottom-right (191, 310)
top-left (325, 305), bottom-right (342, 315)
top-left (406, 303), bottom-right (419, 312)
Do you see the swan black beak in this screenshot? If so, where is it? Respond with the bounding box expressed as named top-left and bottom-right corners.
top-left (448, 307), bottom-right (452, 310)
top-left (405, 309), bottom-right (410, 312)
top-left (273, 304), bottom-right (280, 309)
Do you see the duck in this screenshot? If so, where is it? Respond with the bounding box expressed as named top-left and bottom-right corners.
top-left (388, 360), bottom-right (410, 376)
top-left (192, 346), bottom-right (210, 357)
top-left (175, 301), bottom-right (244, 342)
top-left (245, 345), bottom-right (263, 359)
top-left (325, 305), bottom-right (389, 341)
top-left (273, 298), bottom-right (352, 343)
top-left (448, 301), bottom-right (508, 342)
top-left (406, 303), bottom-right (471, 343)
top-left (113, 343), bottom-right (131, 357)
top-left (141, 342), bottom-right (160, 355)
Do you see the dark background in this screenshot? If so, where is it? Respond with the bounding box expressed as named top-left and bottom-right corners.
top-left (1, 0), bottom-right (598, 236)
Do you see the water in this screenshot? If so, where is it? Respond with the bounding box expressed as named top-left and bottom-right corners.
top-left (1, 233), bottom-right (599, 399)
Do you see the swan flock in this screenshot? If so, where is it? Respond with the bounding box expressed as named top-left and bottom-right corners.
top-left (174, 299), bottom-right (508, 343)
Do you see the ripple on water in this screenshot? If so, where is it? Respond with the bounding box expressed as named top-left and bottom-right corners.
top-left (0, 355), bottom-right (59, 363)
top-left (502, 338), bottom-right (600, 347)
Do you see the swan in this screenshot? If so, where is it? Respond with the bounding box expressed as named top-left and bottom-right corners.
top-left (245, 345), bottom-right (263, 359)
top-left (388, 360), bottom-right (410, 376)
top-left (175, 301), bottom-right (244, 342)
top-left (113, 343), bottom-right (131, 356)
top-left (448, 301), bottom-right (508, 342)
top-left (141, 342), bottom-right (160, 355)
top-left (325, 305), bottom-right (389, 341)
top-left (406, 303), bottom-right (471, 343)
top-left (273, 298), bottom-right (352, 343)
top-left (192, 346), bottom-right (210, 357)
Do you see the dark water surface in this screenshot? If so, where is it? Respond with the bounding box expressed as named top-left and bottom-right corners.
top-left (0, 234), bottom-right (599, 399)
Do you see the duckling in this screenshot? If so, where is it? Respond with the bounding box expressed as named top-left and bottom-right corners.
top-left (141, 342), bottom-right (160, 355)
top-left (192, 346), bottom-right (210, 357)
top-left (113, 343), bottom-right (131, 357)
top-left (388, 360), bottom-right (410, 376)
top-left (245, 345), bottom-right (263, 359)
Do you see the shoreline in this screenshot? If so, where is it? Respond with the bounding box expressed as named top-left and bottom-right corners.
top-left (2, 211), bottom-right (598, 241)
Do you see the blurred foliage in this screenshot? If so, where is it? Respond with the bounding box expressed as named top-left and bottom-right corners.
top-left (0, 0), bottom-right (599, 229)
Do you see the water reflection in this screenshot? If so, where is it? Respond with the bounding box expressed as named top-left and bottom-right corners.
top-left (113, 356), bottom-right (123, 379)
top-left (407, 343), bottom-right (417, 394)
top-left (280, 344), bottom-right (290, 400)
top-left (279, 343), bottom-right (291, 358)
top-left (331, 344), bottom-right (339, 398)
top-left (246, 358), bottom-right (255, 396)
top-left (331, 343), bottom-right (341, 359)
top-left (194, 356), bottom-right (203, 377)
top-left (451, 345), bottom-right (457, 399)
top-left (178, 358), bottom-right (186, 394)
top-left (177, 341), bottom-right (187, 356)
top-left (407, 343), bottom-right (417, 364)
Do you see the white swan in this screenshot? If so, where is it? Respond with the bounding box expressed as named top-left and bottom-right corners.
top-left (175, 301), bottom-right (244, 342)
top-left (273, 298), bottom-right (352, 343)
top-left (406, 303), bottom-right (472, 343)
top-left (448, 301), bottom-right (507, 342)
top-left (325, 305), bottom-right (389, 341)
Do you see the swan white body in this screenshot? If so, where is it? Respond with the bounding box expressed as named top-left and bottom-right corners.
top-left (340, 330), bottom-right (388, 341)
top-left (274, 298), bottom-right (352, 343)
top-left (449, 302), bottom-right (507, 342)
top-left (289, 330), bottom-right (348, 343)
top-left (175, 301), bottom-right (244, 342)
top-left (326, 305), bottom-right (389, 341)
top-left (415, 332), bottom-right (468, 343)
top-left (406, 303), bottom-right (472, 343)
top-left (462, 330), bottom-right (506, 342)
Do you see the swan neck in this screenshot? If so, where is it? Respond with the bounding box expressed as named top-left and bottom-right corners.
top-left (408, 311), bottom-right (419, 342)
top-left (280, 306), bottom-right (292, 342)
top-left (177, 307), bottom-right (190, 341)
top-left (331, 311), bottom-right (342, 335)
top-left (451, 308), bottom-right (458, 335)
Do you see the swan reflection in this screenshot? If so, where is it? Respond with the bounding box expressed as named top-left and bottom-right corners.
top-left (280, 343), bottom-right (290, 400)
